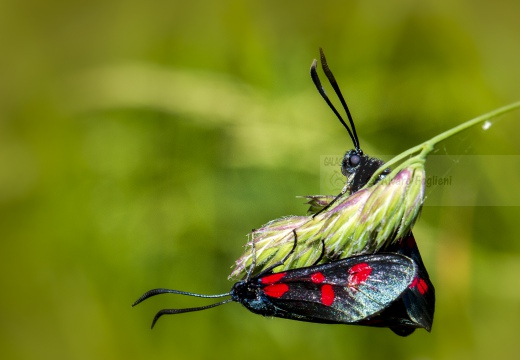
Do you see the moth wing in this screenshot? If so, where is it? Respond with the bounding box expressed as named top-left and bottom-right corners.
top-left (386, 233), bottom-right (435, 334)
top-left (261, 253), bottom-right (416, 323)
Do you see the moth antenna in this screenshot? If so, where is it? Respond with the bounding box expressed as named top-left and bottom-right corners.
top-left (132, 288), bottom-right (231, 307)
top-left (319, 48), bottom-right (360, 150)
top-left (151, 299), bottom-right (233, 329)
top-left (311, 59), bottom-right (357, 148)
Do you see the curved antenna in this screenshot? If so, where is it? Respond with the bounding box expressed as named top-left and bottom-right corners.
top-left (132, 288), bottom-right (231, 307)
top-left (132, 288), bottom-right (233, 329)
top-left (319, 48), bottom-right (360, 149)
top-left (310, 49), bottom-right (360, 150)
top-left (310, 60), bottom-right (357, 148)
top-left (151, 299), bottom-right (233, 328)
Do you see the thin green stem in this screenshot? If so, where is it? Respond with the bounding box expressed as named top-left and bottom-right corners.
top-left (365, 101), bottom-right (520, 187)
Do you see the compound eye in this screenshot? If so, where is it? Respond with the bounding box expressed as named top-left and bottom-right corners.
top-left (349, 154), bottom-right (361, 167)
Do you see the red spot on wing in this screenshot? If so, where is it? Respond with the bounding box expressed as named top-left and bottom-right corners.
top-left (321, 284), bottom-right (335, 306)
top-left (261, 272), bottom-right (286, 284)
top-left (348, 263), bottom-right (373, 287)
top-left (417, 279), bottom-right (428, 295)
top-left (409, 277), bottom-right (428, 295)
top-left (311, 272), bottom-right (325, 283)
top-left (263, 283), bottom-right (289, 298)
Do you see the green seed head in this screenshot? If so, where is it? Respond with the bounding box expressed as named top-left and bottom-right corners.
top-left (229, 101), bottom-right (520, 279)
top-left (229, 163), bottom-right (425, 279)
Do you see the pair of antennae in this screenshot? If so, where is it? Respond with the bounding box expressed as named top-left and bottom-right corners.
top-left (310, 48), bottom-right (360, 151)
top-left (133, 229), bottom-right (300, 329)
top-left (132, 289), bottom-right (233, 329)
top-left (133, 49), bottom-right (356, 328)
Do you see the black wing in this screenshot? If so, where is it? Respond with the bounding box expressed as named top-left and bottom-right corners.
top-left (388, 233), bottom-right (435, 334)
top-left (255, 253), bottom-right (416, 324)
top-left (358, 233), bottom-right (435, 336)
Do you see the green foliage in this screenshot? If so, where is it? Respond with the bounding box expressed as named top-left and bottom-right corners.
top-left (1, 1), bottom-right (520, 360)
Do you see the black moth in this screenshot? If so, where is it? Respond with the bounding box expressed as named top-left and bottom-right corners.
top-left (133, 230), bottom-right (419, 331)
top-left (309, 49), bottom-right (390, 208)
top-left (307, 48), bottom-right (434, 336)
top-left (133, 49), bottom-right (435, 336)
top-left (302, 209), bottom-right (434, 336)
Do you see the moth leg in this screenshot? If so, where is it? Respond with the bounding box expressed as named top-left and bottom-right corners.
top-left (312, 182), bottom-right (349, 218)
top-left (260, 229), bottom-right (299, 274)
top-left (311, 239), bottom-right (326, 266)
top-left (282, 229), bottom-right (299, 263)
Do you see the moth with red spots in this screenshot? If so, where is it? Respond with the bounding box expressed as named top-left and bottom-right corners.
top-left (134, 49), bottom-right (435, 336)
top-left (303, 49), bottom-right (435, 336)
top-left (133, 231), bottom-right (420, 330)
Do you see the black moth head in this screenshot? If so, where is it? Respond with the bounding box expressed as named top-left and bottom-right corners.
top-left (311, 48), bottom-right (389, 192)
top-left (341, 149), bottom-right (364, 176)
top-left (342, 149), bottom-right (389, 193)
top-left (231, 280), bottom-right (256, 304)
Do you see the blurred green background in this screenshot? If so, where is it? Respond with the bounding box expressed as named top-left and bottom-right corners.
top-left (1, 1), bottom-right (520, 359)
